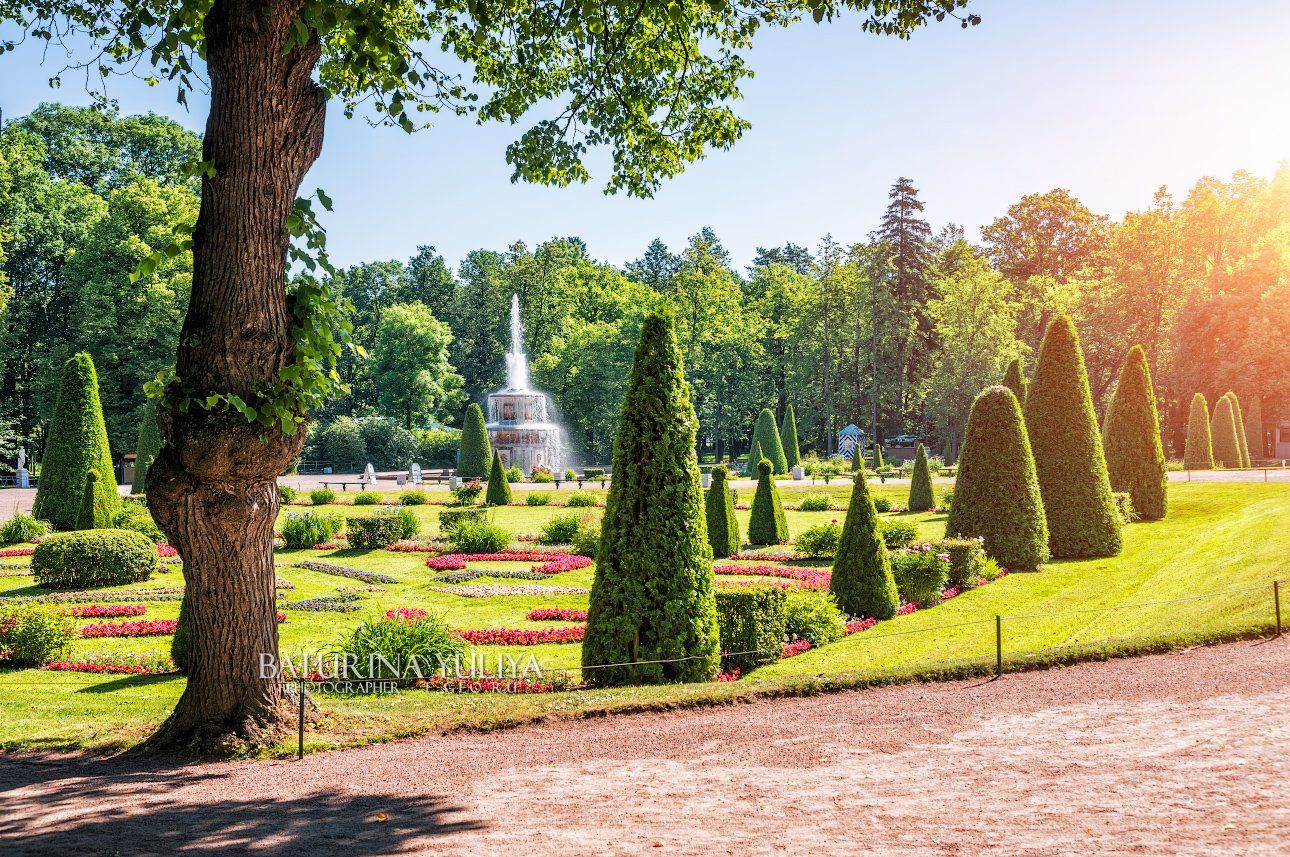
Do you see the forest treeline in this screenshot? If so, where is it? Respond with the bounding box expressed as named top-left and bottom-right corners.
top-left (2, 104), bottom-right (1286, 466)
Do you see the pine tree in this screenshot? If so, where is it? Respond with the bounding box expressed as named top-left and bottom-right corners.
top-left (1002, 357), bottom-right (1027, 406)
top-left (485, 450), bottom-right (512, 506)
top-left (1209, 394), bottom-right (1241, 467)
top-left (830, 472), bottom-right (899, 619)
top-left (750, 408), bottom-right (788, 474)
top-left (907, 443), bottom-right (934, 512)
top-left (1225, 392), bottom-right (1251, 467)
top-left (1023, 316), bottom-right (1122, 559)
top-left (582, 312), bottom-right (720, 686)
top-left (1102, 346), bottom-right (1167, 521)
top-left (947, 386), bottom-right (1049, 570)
top-left (33, 353), bottom-right (120, 531)
top-left (779, 404), bottom-right (801, 470)
top-left (747, 459), bottom-right (788, 545)
top-left (75, 470), bottom-right (116, 529)
top-left (1246, 395), bottom-right (1264, 460)
top-left (131, 399), bottom-right (161, 494)
top-left (1183, 393), bottom-right (1214, 470)
top-left (705, 464), bottom-right (741, 558)
top-left (457, 402), bottom-right (491, 478)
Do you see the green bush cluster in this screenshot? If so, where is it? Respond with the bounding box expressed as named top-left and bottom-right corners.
top-left (0, 603), bottom-right (76, 666)
top-left (526, 492), bottom-right (551, 506)
top-left (398, 490), bottom-right (427, 505)
top-left (539, 511), bottom-right (582, 545)
top-left (879, 518), bottom-right (918, 550)
top-left (784, 590), bottom-right (846, 646)
top-left (1, 513), bottom-right (50, 545)
top-left (583, 467), bottom-right (606, 480)
top-left (1102, 345), bottom-right (1167, 521)
top-left (112, 501), bottom-right (163, 543)
top-left (278, 485), bottom-right (298, 504)
top-left (413, 428), bottom-right (460, 468)
top-left (572, 516), bottom-right (602, 559)
top-left (797, 493), bottom-right (831, 512)
top-left (352, 491), bottom-right (381, 506)
top-left (309, 487), bottom-right (336, 506)
top-left (749, 408), bottom-right (788, 474)
top-left (872, 496), bottom-right (892, 513)
top-left (450, 517), bottom-right (510, 553)
top-left (907, 444), bottom-right (934, 512)
top-left (935, 537), bottom-right (986, 589)
top-left (1209, 394), bottom-right (1241, 467)
top-left (704, 465), bottom-right (740, 559)
top-left (891, 547), bottom-right (949, 607)
top-left (332, 612), bottom-right (466, 679)
top-left (796, 522), bottom-right (841, 559)
top-left (830, 473), bottom-right (898, 619)
top-left (33, 353), bottom-right (120, 531)
top-left (457, 403), bottom-right (491, 478)
top-left (1183, 393), bottom-right (1214, 470)
top-left (32, 529), bottom-right (158, 589)
top-left (347, 515), bottom-right (404, 549)
top-left (281, 512), bottom-right (342, 548)
top-left (486, 451), bottom-right (513, 506)
top-left (747, 459), bottom-right (788, 545)
top-left (565, 491), bottom-right (597, 508)
top-left (438, 506), bottom-right (486, 534)
top-left (1023, 316), bottom-right (1121, 559)
top-left (714, 587), bottom-right (787, 672)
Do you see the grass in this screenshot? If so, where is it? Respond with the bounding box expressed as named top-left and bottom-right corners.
top-left (0, 481), bottom-right (1285, 755)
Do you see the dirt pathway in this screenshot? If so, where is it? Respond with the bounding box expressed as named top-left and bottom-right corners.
top-left (1, 638), bottom-right (1287, 855)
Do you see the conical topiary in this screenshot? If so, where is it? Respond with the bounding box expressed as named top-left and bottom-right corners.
top-left (131, 398), bottom-right (161, 494)
top-left (33, 353), bottom-right (120, 531)
top-left (872, 444), bottom-right (884, 470)
top-left (1225, 392), bottom-right (1251, 467)
top-left (705, 464), bottom-right (740, 558)
top-left (907, 443), bottom-right (934, 512)
top-left (1101, 346), bottom-right (1167, 521)
top-left (779, 405), bottom-right (801, 470)
top-left (1002, 357), bottom-right (1027, 406)
top-left (457, 402), bottom-right (491, 478)
top-left (1023, 315), bottom-right (1122, 559)
top-left (582, 312), bottom-right (720, 686)
top-left (830, 471), bottom-right (898, 619)
top-left (746, 439), bottom-right (763, 476)
top-left (747, 459), bottom-right (788, 545)
top-left (1246, 395), bottom-right (1263, 460)
top-left (485, 450), bottom-right (512, 506)
top-left (1209, 394), bottom-right (1241, 468)
top-left (750, 408), bottom-right (788, 474)
top-left (76, 470), bottom-right (115, 529)
top-left (1183, 393), bottom-right (1214, 470)
top-left (947, 386), bottom-right (1049, 570)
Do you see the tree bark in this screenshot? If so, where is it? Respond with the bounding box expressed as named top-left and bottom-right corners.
top-left (144, 0), bottom-right (324, 754)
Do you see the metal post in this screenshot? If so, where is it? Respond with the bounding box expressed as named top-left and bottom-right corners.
top-left (297, 683), bottom-right (305, 760)
top-left (995, 615), bottom-right (1003, 678)
top-left (1275, 581), bottom-right (1282, 638)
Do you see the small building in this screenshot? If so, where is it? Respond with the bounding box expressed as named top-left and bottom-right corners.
top-left (1276, 420), bottom-right (1290, 460)
top-left (835, 424), bottom-right (866, 461)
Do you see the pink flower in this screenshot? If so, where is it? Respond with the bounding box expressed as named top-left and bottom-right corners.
top-left (525, 608), bottom-right (588, 622)
top-left (781, 639), bottom-right (813, 658)
top-left (454, 626), bottom-right (585, 645)
top-left (384, 607), bottom-right (429, 622)
top-left (897, 602), bottom-right (918, 616)
top-left (60, 604), bottom-right (147, 618)
top-left (844, 617), bottom-right (877, 635)
top-left (79, 619), bottom-right (179, 638)
top-left (426, 551), bottom-right (591, 575)
top-left (156, 544), bottom-right (179, 557)
top-left (713, 563), bottom-right (831, 590)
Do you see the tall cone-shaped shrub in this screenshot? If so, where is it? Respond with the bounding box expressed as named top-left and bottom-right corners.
top-left (76, 470), bottom-right (116, 529)
top-left (457, 403), bottom-right (491, 478)
top-left (33, 353), bottom-right (120, 531)
top-left (907, 443), bottom-right (934, 512)
top-left (830, 473), bottom-right (898, 619)
top-left (1209, 394), bottom-right (1241, 467)
top-left (746, 439), bottom-right (763, 475)
top-left (485, 450), bottom-right (512, 506)
top-left (779, 405), bottom-right (801, 470)
top-left (1002, 357), bottom-right (1027, 406)
top-left (132, 399), bottom-right (162, 494)
top-left (705, 464), bottom-right (740, 558)
top-left (747, 459), bottom-right (788, 545)
top-left (1102, 346), bottom-right (1167, 521)
top-left (872, 444), bottom-right (884, 470)
top-left (1183, 393), bottom-right (1214, 470)
top-left (1246, 396), bottom-right (1263, 459)
top-left (1225, 392), bottom-right (1251, 467)
top-left (1023, 316), bottom-right (1122, 559)
top-left (750, 408), bottom-right (788, 474)
top-left (947, 387), bottom-right (1049, 570)
top-left (582, 312), bottom-right (720, 686)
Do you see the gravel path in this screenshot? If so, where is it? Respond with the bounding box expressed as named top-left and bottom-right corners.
top-left (1, 638), bottom-right (1286, 855)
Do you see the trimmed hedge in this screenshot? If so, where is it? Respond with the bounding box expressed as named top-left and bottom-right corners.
top-left (1002, 356), bottom-right (1027, 406)
top-left (32, 529), bottom-right (158, 589)
top-left (779, 404), bottom-right (802, 470)
top-left (1183, 393), bottom-right (1214, 470)
top-left (438, 506), bottom-right (486, 533)
top-left (131, 398), bottom-right (161, 494)
top-left (33, 353), bottom-right (119, 531)
top-left (1023, 316), bottom-right (1121, 559)
top-left (1102, 345), bottom-right (1167, 521)
top-left (784, 590), bottom-right (846, 646)
top-left (1225, 392), bottom-right (1252, 467)
top-left (347, 515), bottom-right (404, 549)
top-left (747, 459), bottom-right (788, 545)
top-left (750, 408), bottom-right (788, 474)
top-left (948, 386), bottom-right (1050, 570)
top-left (485, 450), bottom-right (512, 506)
top-left (830, 472), bottom-right (898, 619)
top-left (705, 464), bottom-right (740, 559)
top-left (907, 443), bottom-right (934, 512)
top-left (1209, 394), bottom-right (1242, 468)
top-left (936, 537), bottom-right (987, 589)
top-left (458, 403), bottom-right (491, 478)
top-left (891, 547), bottom-right (949, 607)
top-left (714, 587), bottom-right (786, 672)
top-left (582, 312), bottom-right (720, 686)
top-left (76, 470), bottom-right (116, 530)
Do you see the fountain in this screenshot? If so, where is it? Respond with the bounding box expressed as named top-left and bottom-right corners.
top-left (484, 294), bottom-right (564, 475)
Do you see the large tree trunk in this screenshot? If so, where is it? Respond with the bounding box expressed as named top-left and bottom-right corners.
top-left (145, 0), bottom-right (324, 754)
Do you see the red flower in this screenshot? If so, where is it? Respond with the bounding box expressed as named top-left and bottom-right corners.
top-left (79, 619), bottom-right (179, 638)
top-left (156, 544), bottom-right (179, 557)
top-left (525, 608), bottom-right (588, 622)
top-left (425, 551), bottom-right (591, 575)
top-left (60, 604), bottom-right (147, 618)
top-left (384, 607), bottom-right (429, 622)
top-left (781, 639), bottom-right (812, 658)
top-left (454, 626), bottom-right (585, 645)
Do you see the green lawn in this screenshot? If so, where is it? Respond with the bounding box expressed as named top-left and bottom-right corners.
top-left (0, 481), bottom-right (1284, 754)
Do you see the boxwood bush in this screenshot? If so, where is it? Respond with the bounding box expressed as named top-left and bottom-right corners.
top-left (935, 537), bottom-right (986, 589)
top-left (784, 590), bottom-right (846, 646)
top-left (398, 490), bottom-right (428, 505)
top-left (32, 529), bottom-right (159, 589)
top-left (879, 519), bottom-right (918, 549)
top-left (526, 492), bottom-right (551, 506)
top-left (714, 587), bottom-right (787, 672)
top-left (539, 512), bottom-right (582, 545)
top-left (890, 547), bottom-right (949, 607)
top-left (438, 506), bottom-right (485, 534)
top-left (352, 491), bottom-right (381, 506)
top-left (347, 515), bottom-right (403, 549)
top-left (566, 491), bottom-right (597, 507)
top-left (798, 493), bottom-right (831, 512)
top-left (278, 485), bottom-right (298, 504)
top-left (796, 522), bottom-right (841, 559)
top-left (309, 487), bottom-right (336, 506)
top-left (0, 603), bottom-right (76, 666)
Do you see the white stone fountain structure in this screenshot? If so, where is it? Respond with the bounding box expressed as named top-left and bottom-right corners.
top-left (484, 294), bottom-right (564, 475)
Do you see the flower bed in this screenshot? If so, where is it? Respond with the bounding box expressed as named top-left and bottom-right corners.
top-left (781, 638), bottom-right (812, 658)
top-left (44, 653), bottom-right (176, 675)
top-left (293, 560), bottom-right (397, 585)
top-left (525, 608), bottom-right (588, 622)
top-left (385, 539), bottom-right (448, 553)
top-left (26, 587), bottom-right (185, 604)
top-left (311, 541), bottom-right (347, 550)
top-left (280, 593), bottom-right (363, 613)
top-left (425, 551), bottom-right (591, 575)
top-left (428, 585), bottom-right (591, 598)
top-left (384, 607), bottom-right (429, 622)
top-left (60, 604), bottom-right (146, 618)
top-left (897, 602), bottom-right (918, 616)
top-left (0, 547), bottom-right (35, 558)
top-left (532, 554), bottom-right (594, 574)
top-left (454, 626), bottom-right (585, 645)
top-left (844, 617), bottom-right (877, 635)
top-left (277, 610), bottom-right (288, 623)
top-left (433, 568), bottom-right (551, 584)
top-left (728, 550), bottom-right (798, 562)
top-left (275, 575), bottom-right (296, 590)
top-left (713, 563), bottom-right (831, 590)
top-left (80, 619), bottom-right (178, 638)
top-left (156, 544), bottom-right (178, 558)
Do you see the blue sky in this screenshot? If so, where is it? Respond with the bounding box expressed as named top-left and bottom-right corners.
top-left (3, 0), bottom-right (1288, 271)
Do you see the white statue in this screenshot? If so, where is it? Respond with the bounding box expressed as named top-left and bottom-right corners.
top-left (362, 462), bottom-right (376, 486)
top-left (16, 447), bottom-right (26, 472)
top-left (410, 462), bottom-right (422, 485)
